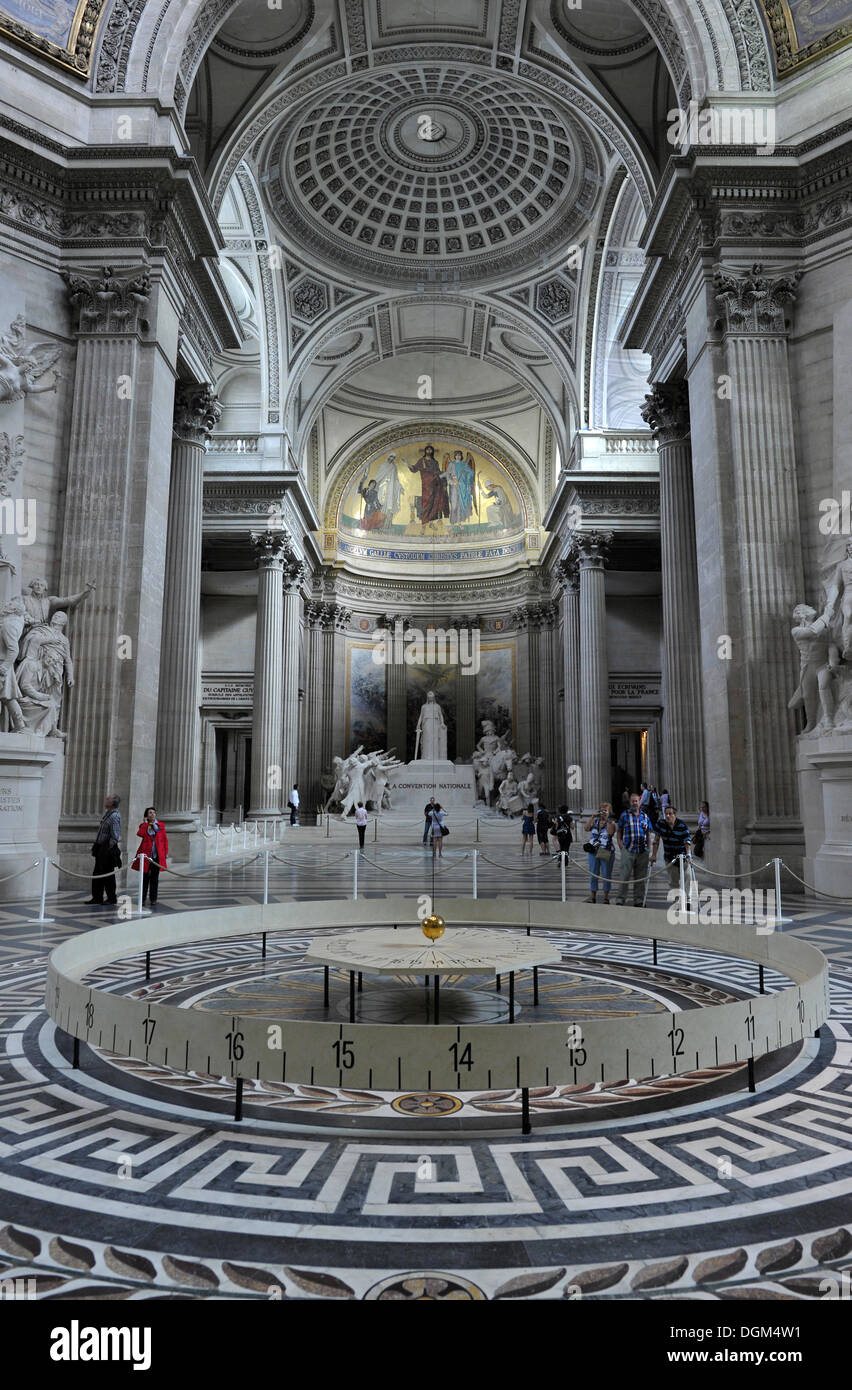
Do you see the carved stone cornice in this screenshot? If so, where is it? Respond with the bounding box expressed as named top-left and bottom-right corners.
top-left (173, 384), bottom-right (222, 447)
top-left (62, 265), bottom-right (150, 336)
top-left (713, 262), bottom-right (802, 335)
top-left (641, 381), bottom-right (690, 446)
top-left (575, 530), bottom-right (614, 569)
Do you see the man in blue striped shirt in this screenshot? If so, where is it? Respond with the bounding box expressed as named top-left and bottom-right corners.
top-left (615, 793), bottom-right (653, 905)
top-left (651, 805), bottom-right (692, 887)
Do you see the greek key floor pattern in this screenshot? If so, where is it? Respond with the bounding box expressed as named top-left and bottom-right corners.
top-left (0, 874), bottom-right (850, 1300)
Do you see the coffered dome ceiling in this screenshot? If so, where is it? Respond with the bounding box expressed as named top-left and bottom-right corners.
top-left (260, 63), bottom-right (604, 287)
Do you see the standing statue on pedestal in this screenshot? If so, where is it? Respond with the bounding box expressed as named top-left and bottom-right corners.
top-left (823, 539), bottom-right (852, 660)
top-left (0, 596), bottom-right (26, 731)
top-left (414, 690), bottom-right (447, 761)
top-left (21, 576), bottom-right (95, 651)
top-left (789, 603), bottom-right (840, 734)
top-left (17, 612), bottom-right (74, 737)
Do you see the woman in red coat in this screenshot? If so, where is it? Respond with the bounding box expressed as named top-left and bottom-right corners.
top-left (132, 807), bottom-right (168, 907)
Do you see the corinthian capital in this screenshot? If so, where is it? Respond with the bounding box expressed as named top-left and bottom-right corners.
top-left (62, 265), bottom-right (151, 335)
top-left (575, 530), bottom-right (613, 568)
top-left (713, 261), bottom-right (802, 335)
top-left (640, 381), bottom-right (690, 446)
top-left (250, 530), bottom-right (290, 567)
top-left (174, 383), bottom-right (222, 446)
top-left (555, 549), bottom-right (580, 592)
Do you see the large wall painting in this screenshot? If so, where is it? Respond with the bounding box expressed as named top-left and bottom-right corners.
top-left (346, 642), bottom-right (387, 754)
top-left (760, 0), bottom-right (852, 76)
top-left (0, 0), bottom-right (106, 75)
top-left (324, 422), bottom-right (537, 567)
top-left (475, 644), bottom-right (515, 742)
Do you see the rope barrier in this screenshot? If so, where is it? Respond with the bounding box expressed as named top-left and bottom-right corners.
top-left (357, 853), bottom-right (467, 879)
top-left (777, 864), bottom-right (852, 902)
top-left (477, 852), bottom-right (556, 873)
top-left (689, 859), bottom-right (774, 880)
top-left (49, 860), bottom-right (124, 881)
top-left (156, 855), bottom-right (265, 878)
top-left (268, 851), bottom-right (352, 870)
top-left (0, 858), bottom-right (40, 883)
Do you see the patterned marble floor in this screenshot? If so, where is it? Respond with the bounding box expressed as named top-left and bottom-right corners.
top-left (0, 861), bottom-right (850, 1301)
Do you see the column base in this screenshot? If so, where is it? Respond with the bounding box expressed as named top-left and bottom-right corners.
top-left (737, 824), bottom-right (804, 887)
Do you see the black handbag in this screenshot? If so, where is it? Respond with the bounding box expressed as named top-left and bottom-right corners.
top-left (583, 841), bottom-right (596, 854)
top-left (441, 825), bottom-right (450, 836)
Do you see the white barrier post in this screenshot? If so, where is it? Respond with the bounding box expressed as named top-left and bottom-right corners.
top-left (214, 826), bottom-right (220, 857)
top-left (34, 857), bottom-right (54, 924)
top-left (230, 824), bottom-right (235, 854)
top-left (254, 822), bottom-right (259, 848)
top-left (243, 823), bottom-right (248, 851)
top-left (473, 849), bottom-right (478, 899)
top-left (263, 850), bottom-right (270, 906)
top-left (353, 852), bottom-right (358, 901)
top-left (561, 851), bottom-right (566, 903)
top-left (137, 854), bottom-right (147, 916)
top-left (679, 854), bottom-right (687, 917)
top-left (205, 804), bottom-right (210, 828)
top-left (237, 804), bottom-right (242, 826)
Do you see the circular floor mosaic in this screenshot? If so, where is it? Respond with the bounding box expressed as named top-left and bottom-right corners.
top-left (2, 908), bottom-right (850, 1300)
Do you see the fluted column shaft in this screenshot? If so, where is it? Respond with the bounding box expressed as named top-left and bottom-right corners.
top-left (642, 383), bottom-right (706, 815)
top-left (560, 562), bottom-right (582, 811)
top-left (385, 618), bottom-right (408, 759)
top-left (58, 267), bottom-right (176, 843)
top-left (249, 539), bottom-right (285, 817)
top-left (578, 533), bottom-right (613, 809)
top-left (155, 386), bottom-right (221, 824)
top-left (714, 265), bottom-right (805, 828)
top-left (301, 608), bottom-right (325, 814)
top-left (281, 574), bottom-right (303, 801)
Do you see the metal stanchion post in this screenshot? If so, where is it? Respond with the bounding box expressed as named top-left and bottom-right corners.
top-left (373, 817), bottom-right (377, 842)
top-left (243, 824), bottom-right (248, 851)
top-left (215, 827), bottom-right (220, 857)
top-left (254, 822), bottom-right (259, 848)
top-left (326, 814), bottom-right (330, 838)
top-left (137, 855), bottom-right (146, 915)
top-left (353, 852), bottom-right (358, 901)
top-left (34, 857), bottom-right (54, 924)
top-left (230, 825), bottom-right (235, 854)
top-left (263, 850), bottom-right (270, 906)
top-left (679, 854), bottom-right (687, 917)
top-left (472, 849), bottom-right (478, 899)
top-left (561, 851), bottom-right (566, 903)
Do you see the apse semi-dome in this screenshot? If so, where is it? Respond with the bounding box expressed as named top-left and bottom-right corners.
top-left (260, 63), bottom-right (604, 286)
top-left (322, 423), bottom-right (538, 575)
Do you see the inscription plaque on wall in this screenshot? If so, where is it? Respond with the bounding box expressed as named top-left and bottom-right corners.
top-left (609, 678), bottom-right (661, 704)
top-left (201, 679), bottom-right (254, 707)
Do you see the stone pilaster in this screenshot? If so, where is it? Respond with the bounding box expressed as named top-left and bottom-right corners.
top-left (301, 602), bottom-right (327, 815)
top-left (713, 263), bottom-right (805, 861)
top-left (530, 602), bottom-right (558, 806)
top-left (452, 614), bottom-right (480, 759)
top-left (577, 531), bottom-right (613, 809)
top-left (281, 556), bottom-right (306, 804)
top-left (381, 614), bottom-right (409, 760)
top-left (58, 266), bottom-right (178, 856)
top-left (641, 381), bottom-right (705, 815)
top-left (154, 383), bottom-right (221, 843)
top-left (248, 531), bottom-right (286, 818)
top-left (323, 604), bottom-right (349, 768)
top-left (557, 552), bottom-right (582, 811)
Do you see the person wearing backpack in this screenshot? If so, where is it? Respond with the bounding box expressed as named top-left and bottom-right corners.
top-left (535, 805), bottom-right (552, 856)
top-left (429, 803), bottom-right (447, 858)
top-left (553, 805), bottom-right (573, 860)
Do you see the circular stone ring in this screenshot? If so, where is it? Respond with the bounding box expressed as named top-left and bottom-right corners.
top-left (46, 897), bottom-right (829, 1095)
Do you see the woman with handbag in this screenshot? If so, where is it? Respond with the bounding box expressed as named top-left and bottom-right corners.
top-left (131, 807), bottom-right (169, 908)
top-left (583, 801), bottom-right (616, 903)
top-left (429, 802), bottom-right (447, 858)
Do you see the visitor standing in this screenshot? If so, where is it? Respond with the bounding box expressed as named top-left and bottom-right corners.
top-left (615, 793), bottom-right (653, 906)
top-left (694, 801), bottom-right (710, 860)
top-left (87, 794), bottom-right (121, 906)
top-left (354, 802), bottom-right (367, 852)
top-left (583, 802), bottom-right (616, 903)
top-left (660, 788), bottom-right (670, 812)
top-left (536, 804), bottom-right (551, 856)
top-left (422, 796), bottom-right (437, 845)
top-left (554, 805), bottom-right (573, 859)
top-left (521, 804), bottom-right (535, 856)
top-left (288, 784), bottom-right (300, 826)
top-left (429, 802), bottom-right (447, 858)
top-left (132, 807), bottom-right (168, 907)
top-left (651, 805), bottom-right (692, 888)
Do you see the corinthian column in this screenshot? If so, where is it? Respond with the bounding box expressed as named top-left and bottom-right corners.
top-left (577, 531), bottom-right (613, 809)
top-left (248, 532), bottom-right (287, 818)
top-left (58, 266), bottom-right (178, 865)
top-left (154, 385), bottom-right (221, 840)
top-left (557, 552), bottom-right (582, 811)
top-left (713, 263), bottom-right (805, 842)
top-left (641, 381), bottom-right (705, 814)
